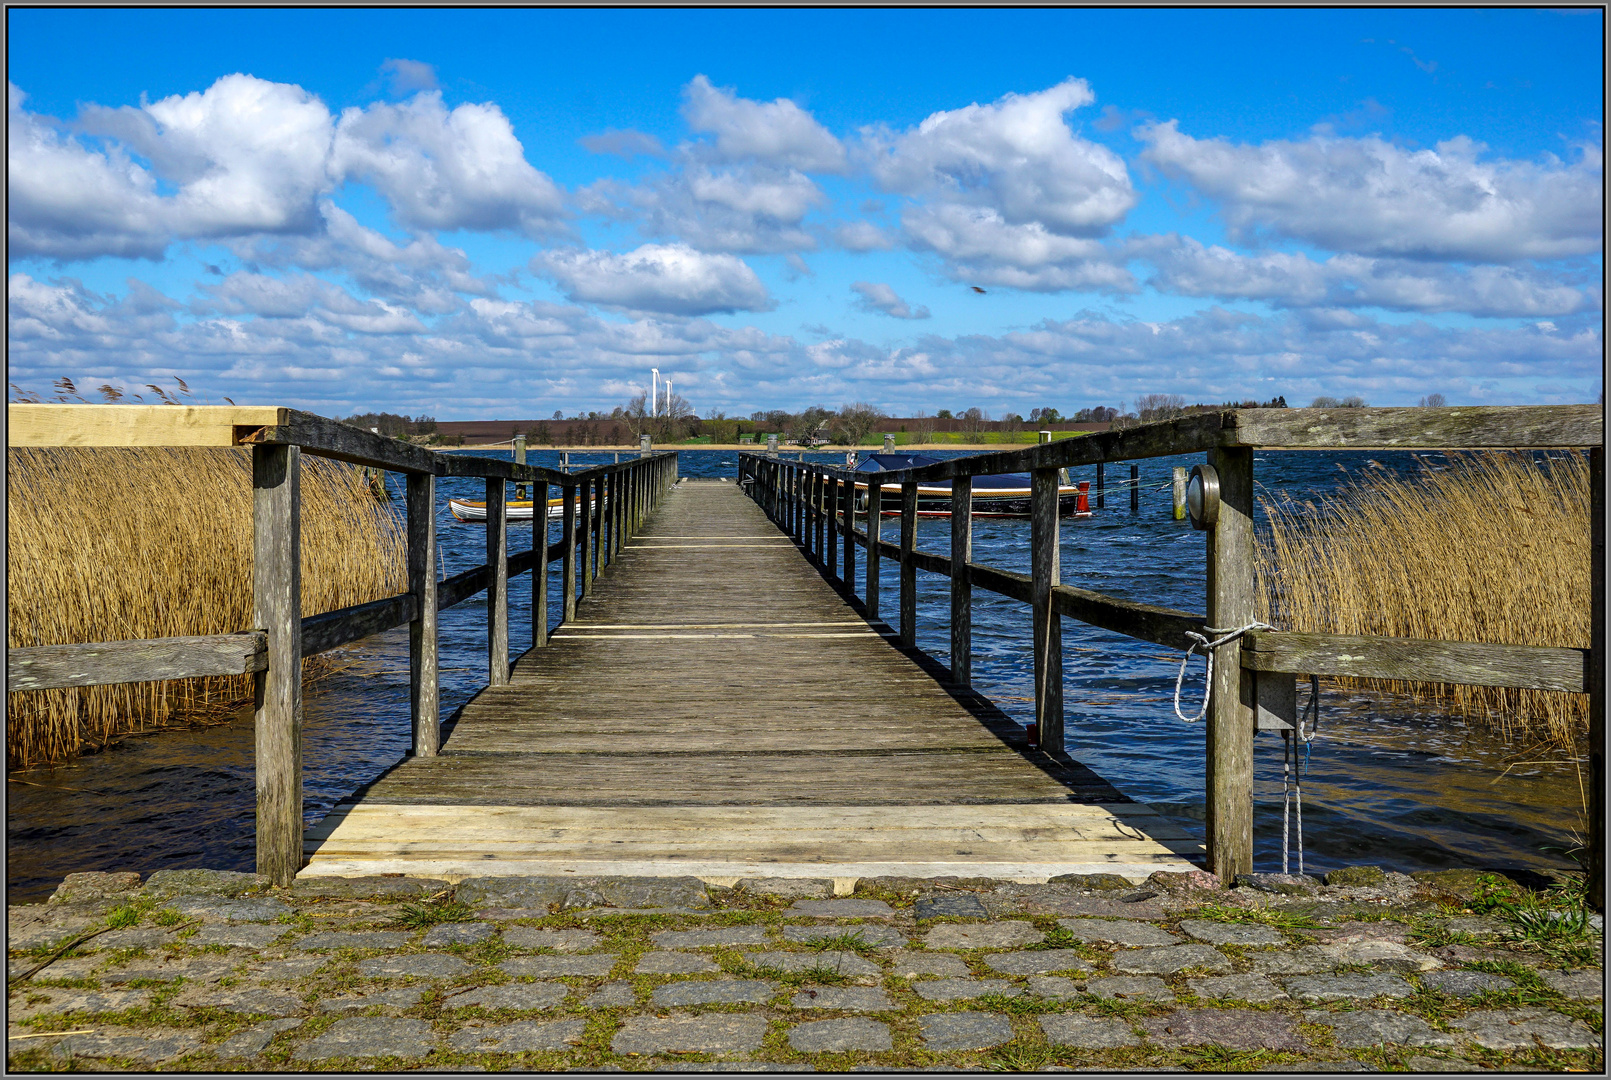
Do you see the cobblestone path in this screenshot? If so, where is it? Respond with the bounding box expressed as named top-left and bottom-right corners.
top-left (7, 867), bottom-right (1602, 1072)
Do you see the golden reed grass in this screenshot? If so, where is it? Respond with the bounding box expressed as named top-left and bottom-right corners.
top-left (7, 447), bottom-right (406, 768)
top-left (1255, 451), bottom-right (1590, 748)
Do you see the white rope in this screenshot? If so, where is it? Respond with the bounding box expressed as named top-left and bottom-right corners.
top-left (1172, 622), bottom-right (1276, 722)
top-left (1282, 674), bottom-right (1322, 874)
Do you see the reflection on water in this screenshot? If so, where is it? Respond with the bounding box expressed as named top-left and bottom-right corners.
top-left (6, 447), bottom-right (1583, 903)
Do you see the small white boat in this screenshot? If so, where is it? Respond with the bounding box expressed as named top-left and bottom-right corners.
top-left (449, 497), bottom-right (602, 523)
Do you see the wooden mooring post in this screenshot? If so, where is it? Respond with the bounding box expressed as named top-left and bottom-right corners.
top-left (1205, 447), bottom-right (1256, 880)
top-left (252, 443), bottom-right (303, 886)
top-left (406, 471), bottom-right (440, 754)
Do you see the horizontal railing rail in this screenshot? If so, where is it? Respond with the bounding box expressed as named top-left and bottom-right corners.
top-left (737, 403), bottom-right (1603, 900)
top-left (7, 403), bottom-right (681, 885)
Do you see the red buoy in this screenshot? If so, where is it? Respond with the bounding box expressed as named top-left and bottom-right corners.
top-left (1076, 481), bottom-right (1090, 514)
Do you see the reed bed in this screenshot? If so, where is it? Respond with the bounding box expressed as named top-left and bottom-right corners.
top-left (7, 447), bottom-right (406, 768)
top-left (1255, 450), bottom-right (1591, 748)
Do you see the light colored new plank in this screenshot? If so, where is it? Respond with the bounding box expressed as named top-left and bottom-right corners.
top-left (8, 403), bottom-right (285, 447)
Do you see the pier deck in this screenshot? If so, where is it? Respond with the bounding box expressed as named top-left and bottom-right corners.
top-left (303, 480), bottom-right (1201, 883)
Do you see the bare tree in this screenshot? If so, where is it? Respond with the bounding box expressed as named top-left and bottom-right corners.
top-left (790, 405), bottom-right (833, 445)
top-left (1339, 395), bottom-right (1368, 408)
top-left (961, 406), bottom-right (989, 436)
top-left (835, 402), bottom-right (886, 446)
top-left (911, 409), bottom-right (936, 446)
top-left (1418, 393), bottom-right (1447, 408)
top-left (620, 392), bottom-right (651, 439)
top-left (1134, 393), bottom-right (1186, 422)
top-left (1309, 395), bottom-right (1341, 408)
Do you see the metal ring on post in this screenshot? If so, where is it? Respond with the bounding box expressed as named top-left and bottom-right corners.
top-left (1187, 464), bottom-right (1220, 531)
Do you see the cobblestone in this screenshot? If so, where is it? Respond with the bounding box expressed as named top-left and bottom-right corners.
top-left (789, 1017), bottom-right (892, 1052)
top-left (922, 920), bottom-right (1042, 949)
top-left (651, 978), bottom-right (778, 1006)
top-left (612, 1014), bottom-right (769, 1055)
top-left (984, 948), bottom-right (1094, 975)
top-left (790, 986), bottom-right (892, 1011)
top-left (636, 950), bottom-right (722, 974)
top-left (919, 1010), bottom-right (1014, 1051)
top-left (1283, 973), bottom-right (1416, 1001)
top-left (1056, 918), bottom-right (1181, 946)
top-left (9, 867), bottom-right (1599, 1073)
top-left (1087, 975), bottom-right (1175, 1001)
top-left (1303, 1009), bottom-right (1459, 1049)
top-left (912, 977), bottom-right (1019, 1001)
top-left (1040, 1013), bottom-right (1140, 1048)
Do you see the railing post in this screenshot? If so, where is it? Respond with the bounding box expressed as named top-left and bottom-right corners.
top-left (1096, 461), bottom-right (1105, 510)
top-left (561, 482), bottom-right (577, 623)
top-left (950, 475), bottom-right (972, 687)
top-left (1031, 466), bottom-right (1063, 754)
top-left (1589, 445), bottom-right (1604, 912)
top-left (486, 477), bottom-right (508, 687)
top-left (406, 470), bottom-right (440, 755)
top-left (514, 433), bottom-right (527, 501)
top-left (252, 442), bottom-right (302, 886)
top-left (591, 474), bottom-right (603, 580)
top-left (533, 479), bottom-right (549, 648)
top-left (866, 478), bottom-right (881, 617)
top-left (1206, 446), bottom-right (1256, 882)
top-left (826, 471), bottom-right (838, 575)
top-left (841, 474), bottom-right (855, 586)
top-left (1131, 464), bottom-right (1140, 515)
top-left (579, 473), bottom-right (594, 599)
top-left (1173, 466), bottom-right (1189, 521)
top-left (900, 480), bottom-right (918, 647)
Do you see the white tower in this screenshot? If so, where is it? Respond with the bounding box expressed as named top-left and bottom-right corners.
top-left (651, 368), bottom-right (659, 416)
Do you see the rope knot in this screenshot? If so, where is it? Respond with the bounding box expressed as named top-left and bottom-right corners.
top-left (1171, 621), bottom-right (1275, 723)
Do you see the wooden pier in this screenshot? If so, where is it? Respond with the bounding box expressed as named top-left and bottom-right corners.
top-left (303, 480), bottom-right (1201, 882)
top-left (8, 403), bottom-right (1601, 905)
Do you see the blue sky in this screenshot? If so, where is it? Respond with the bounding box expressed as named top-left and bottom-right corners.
top-left (7, 8), bottom-right (1603, 419)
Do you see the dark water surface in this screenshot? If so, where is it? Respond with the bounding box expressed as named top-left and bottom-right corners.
top-left (7, 446), bottom-right (1584, 902)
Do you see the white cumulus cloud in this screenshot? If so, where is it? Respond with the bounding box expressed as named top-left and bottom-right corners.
top-left (851, 281), bottom-right (929, 319)
top-left (1137, 120), bottom-right (1603, 261)
top-left (682, 74), bottom-right (846, 173)
top-left (532, 243), bottom-right (772, 316)
top-left (332, 90), bottom-right (566, 236)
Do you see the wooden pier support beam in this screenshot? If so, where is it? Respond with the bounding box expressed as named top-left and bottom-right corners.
top-left (252, 442), bottom-right (303, 886)
top-left (950, 476), bottom-right (972, 687)
top-left (900, 481), bottom-right (918, 647)
top-left (533, 480), bottom-right (549, 649)
top-left (486, 478), bottom-right (509, 687)
top-left (406, 471), bottom-right (440, 755)
top-left (1205, 446), bottom-right (1256, 881)
top-left (561, 484), bottom-right (577, 623)
top-left (1031, 467), bottom-right (1063, 754)
top-left (866, 480), bottom-right (881, 617)
top-left (578, 475), bottom-right (593, 600)
top-left (841, 475), bottom-right (855, 586)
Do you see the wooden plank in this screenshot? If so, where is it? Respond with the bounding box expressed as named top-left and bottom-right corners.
top-left (1225, 404), bottom-right (1603, 450)
top-left (487, 479), bottom-right (508, 687)
top-left (1206, 448), bottom-right (1256, 881)
top-left (438, 564), bottom-right (489, 612)
top-left (1241, 631), bottom-right (1590, 693)
top-left (302, 593), bottom-right (417, 657)
top-left (1053, 586), bottom-right (1205, 651)
top-left (7, 403), bottom-right (284, 448)
top-left (951, 476), bottom-right (973, 688)
top-left (252, 442), bottom-right (302, 887)
top-left (1031, 468), bottom-right (1063, 753)
top-left (900, 481), bottom-right (917, 647)
top-left (243, 408), bottom-right (439, 475)
top-left (406, 472), bottom-right (439, 757)
top-left (6, 632), bottom-right (268, 692)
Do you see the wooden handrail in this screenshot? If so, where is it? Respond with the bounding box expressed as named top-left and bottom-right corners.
top-left (739, 403), bottom-right (1602, 885)
top-left (9, 407), bottom-right (682, 886)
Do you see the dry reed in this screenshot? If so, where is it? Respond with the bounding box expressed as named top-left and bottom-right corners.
top-left (1255, 451), bottom-right (1591, 748)
top-left (7, 446), bottom-right (406, 768)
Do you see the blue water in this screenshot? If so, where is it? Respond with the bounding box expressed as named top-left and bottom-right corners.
top-left (6, 446), bottom-right (1584, 902)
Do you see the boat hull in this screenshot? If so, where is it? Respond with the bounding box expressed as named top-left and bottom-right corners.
top-left (855, 483), bottom-right (1089, 518)
top-left (449, 498), bottom-right (597, 523)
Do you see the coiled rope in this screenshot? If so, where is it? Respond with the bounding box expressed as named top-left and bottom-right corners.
top-left (1171, 622), bottom-right (1276, 722)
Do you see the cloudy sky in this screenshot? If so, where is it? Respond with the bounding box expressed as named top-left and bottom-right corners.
top-left (7, 8), bottom-right (1602, 419)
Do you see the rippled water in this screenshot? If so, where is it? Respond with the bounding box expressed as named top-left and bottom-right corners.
top-left (7, 445), bottom-right (1584, 902)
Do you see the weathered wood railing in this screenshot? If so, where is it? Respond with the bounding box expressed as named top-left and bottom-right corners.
top-left (6, 405), bottom-right (679, 884)
top-left (738, 405), bottom-right (1604, 902)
